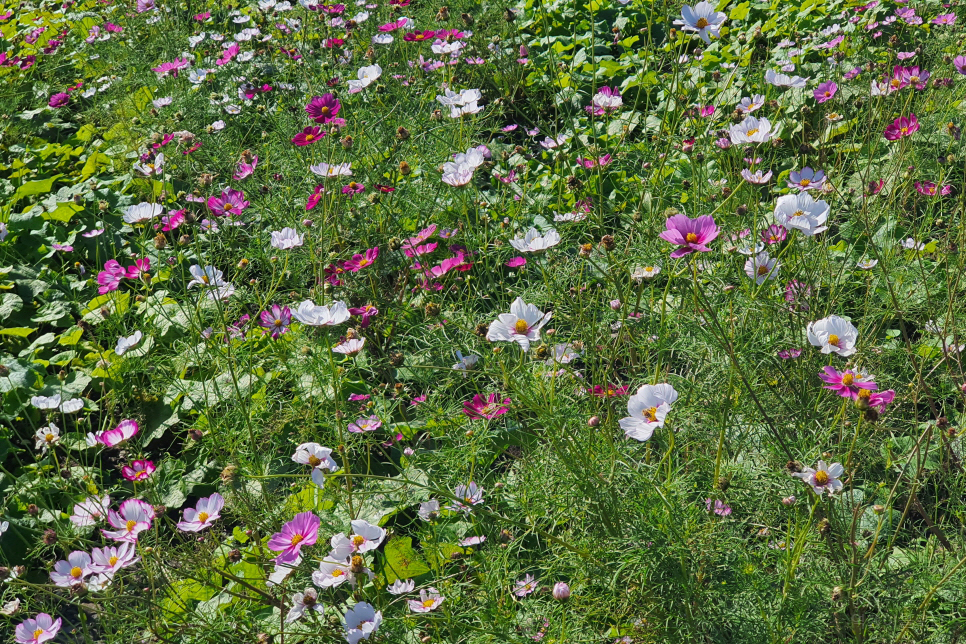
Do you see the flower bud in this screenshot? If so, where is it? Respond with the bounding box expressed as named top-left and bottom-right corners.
top-left (399, 160), bottom-right (411, 175)
top-left (609, 299), bottom-right (621, 311)
top-left (552, 582), bottom-right (571, 600)
top-left (782, 495), bottom-right (796, 506)
top-left (587, 416), bottom-right (600, 427)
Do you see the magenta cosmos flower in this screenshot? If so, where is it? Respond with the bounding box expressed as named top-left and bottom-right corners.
top-left (813, 81), bottom-right (837, 103)
top-left (342, 247), bottom-right (379, 271)
top-left (859, 388), bottom-right (895, 412)
top-left (207, 188), bottom-right (249, 217)
top-left (883, 114), bottom-right (919, 141)
top-left (267, 511), bottom-right (320, 564)
top-left (588, 384), bottom-right (630, 397)
top-left (404, 29), bottom-right (436, 41)
top-left (658, 214), bottom-right (719, 258)
top-left (48, 92), bottom-right (70, 108)
top-left (15, 614), bottom-right (62, 644)
top-left (122, 459), bottom-right (156, 482)
top-left (342, 180), bottom-right (365, 195)
top-left (292, 126), bottom-right (325, 146)
top-left (915, 181), bottom-right (952, 196)
top-left (462, 393), bottom-right (511, 419)
top-left (97, 259), bottom-right (126, 294)
top-left (259, 304), bottom-right (292, 338)
top-left (305, 93), bottom-right (341, 123)
top-left (818, 366), bottom-right (877, 399)
top-left (94, 419), bottom-right (139, 447)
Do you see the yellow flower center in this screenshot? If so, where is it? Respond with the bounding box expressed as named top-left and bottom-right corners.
top-left (290, 533), bottom-right (304, 546)
top-left (320, 106), bottom-right (331, 115)
top-left (900, 127), bottom-right (908, 134)
top-left (198, 512), bottom-right (210, 523)
top-left (800, 178), bottom-right (811, 186)
top-left (201, 275), bottom-right (210, 284)
top-left (352, 535), bottom-right (365, 547)
top-left (126, 520), bottom-right (137, 531)
top-left (746, 128), bottom-right (759, 137)
top-left (910, 75), bottom-right (919, 83)
top-left (332, 569), bottom-right (345, 577)
top-left (464, 496), bottom-right (473, 503)
top-left (308, 455), bottom-right (322, 466)
top-left (791, 210), bottom-right (805, 218)
top-left (642, 406), bottom-right (658, 422)
top-left (358, 258), bottom-right (370, 267)
top-left (841, 373), bottom-right (854, 386)
top-left (422, 598), bottom-right (436, 608)
top-left (34, 629), bottom-right (45, 639)
top-left (514, 319), bottom-right (529, 334)
top-left (814, 470), bottom-right (830, 485)
top-left (685, 232), bottom-right (698, 243)
top-left (890, 79), bottom-right (901, 88)
top-left (109, 556), bottom-right (119, 566)
top-left (858, 389), bottom-right (871, 400)
top-left (645, 266), bottom-right (653, 272)
top-left (349, 182), bottom-right (358, 189)
top-left (70, 566), bottom-right (83, 578)
top-left (828, 334), bottom-right (840, 347)
top-left (305, 133), bottom-right (315, 141)
top-left (695, 17), bottom-right (709, 28)
top-left (45, 433), bottom-right (55, 442)
top-left (224, 203), bottom-right (233, 211)
top-left (274, 319), bottom-right (282, 326)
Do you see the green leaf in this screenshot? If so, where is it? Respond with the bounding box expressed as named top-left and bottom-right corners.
top-left (729, 2), bottom-right (750, 20)
top-left (0, 293), bottom-right (23, 320)
top-left (0, 327), bottom-right (35, 338)
top-left (382, 537), bottom-right (431, 584)
top-left (11, 174), bottom-right (63, 203)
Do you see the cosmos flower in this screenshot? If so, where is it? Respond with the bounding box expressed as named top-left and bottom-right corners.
top-left (409, 587), bottom-right (445, 612)
top-left (70, 495), bottom-right (111, 527)
top-left (485, 297), bottom-right (552, 352)
top-left (292, 300), bottom-right (350, 326)
top-left (268, 512), bottom-right (320, 564)
top-left (286, 588), bottom-right (323, 623)
top-left (259, 305), bottom-right (292, 338)
top-left (270, 227), bottom-right (304, 249)
top-left (764, 69), bottom-right (808, 87)
top-left (123, 202), bottom-right (164, 224)
top-left (813, 81), bottom-right (837, 103)
top-left (50, 551), bottom-right (93, 587)
top-left (787, 167), bottom-right (826, 191)
top-left (347, 415), bottom-right (382, 433)
top-left (619, 383), bottom-right (679, 441)
top-left (388, 579), bottom-right (415, 594)
top-left (306, 93), bottom-right (341, 122)
top-left (729, 116), bottom-right (777, 144)
top-left (760, 225), bottom-right (787, 245)
top-left (177, 493), bottom-right (224, 532)
top-left (706, 499), bottom-right (732, 516)
top-left (15, 614), bottom-right (62, 644)
top-left (658, 214), bottom-right (719, 258)
top-left (343, 247), bottom-right (379, 271)
top-left (310, 162), bottom-right (353, 177)
top-left (883, 114), bottom-right (919, 140)
top-left (102, 499), bottom-right (155, 542)
top-left (343, 602), bottom-right (382, 644)
top-left (744, 251), bottom-right (780, 284)
top-left (90, 542), bottom-right (139, 575)
top-left (773, 192), bottom-right (829, 236)
top-left (292, 126), bottom-right (325, 146)
top-left (333, 338), bottom-right (366, 355)
top-left (510, 227), bottom-right (561, 252)
top-left (631, 265), bottom-right (661, 281)
top-left (449, 482), bottom-right (484, 513)
top-left (347, 64), bottom-right (382, 93)
top-left (121, 460), bottom-right (155, 482)
top-left (818, 366), bottom-right (877, 399)
top-left (462, 393), bottom-right (511, 419)
top-left (513, 574), bottom-right (538, 597)
top-left (207, 188), bottom-right (249, 217)
top-left (793, 460), bottom-right (844, 496)
top-left (807, 315), bottom-right (859, 356)
top-left (347, 520), bottom-right (386, 553)
top-left (674, 1), bottom-right (726, 44)
top-left (115, 331), bottom-right (143, 356)
top-left (741, 168), bottom-right (773, 184)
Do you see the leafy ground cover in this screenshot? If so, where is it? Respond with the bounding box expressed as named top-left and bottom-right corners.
top-left (2, 0), bottom-right (966, 641)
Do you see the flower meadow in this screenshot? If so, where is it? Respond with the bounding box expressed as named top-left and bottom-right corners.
top-left (2, 0), bottom-right (966, 641)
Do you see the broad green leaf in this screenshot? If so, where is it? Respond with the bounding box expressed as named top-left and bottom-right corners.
top-left (382, 537), bottom-right (431, 584)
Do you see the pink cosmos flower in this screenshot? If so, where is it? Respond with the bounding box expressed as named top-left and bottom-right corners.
top-left (102, 499), bottom-right (155, 542)
top-left (94, 419), bottom-right (139, 447)
top-left (813, 81), bottom-right (837, 103)
top-left (883, 114), bottom-right (919, 140)
top-left (348, 304), bottom-right (379, 328)
top-left (259, 304), bottom-right (292, 338)
top-left (462, 393), bottom-right (511, 419)
top-left (177, 493), bottom-right (224, 532)
top-left (403, 242), bottom-right (438, 258)
top-left (410, 587), bottom-right (445, 612)
top-left (658, 214), bottom-right (719, 258)
top-left (514, 574), bottom-right (538, 597)
top-left (899, 66), bottom-right (930, 90)
top-left (292, 126), bottom-right (325, 146)
top-left (342, 247), bottom-right (379, 271)
top-left (70, 495), bottom-right (111, 527)
top-left (506, 256), bottom-right (527, 268)
top-left (305, 185), bottom-right (325, 210)
top-left (156, 209), bottom-right (185, 231)
top-left (705, 499), bottom-right (732, 516)
top-left (588, 384), bottom-right (630, 397)
top-left (954, 56), bottom-right (966, 75)
top-left (404, 30), bottom-right (436, 41)
top-left (787, 167), bottom-right (826, 191)
top-left (208, 188), bottom-right (249, 216)
top-left (15, 614), bottom-right (62, 644)
top-left (91, 542), bottom-right (139, 574)
top-left (761, 224), bottom-right (787, 245)
top-left (342, 181), bottom-right (365, 195)
top-left (861, 389), bottom-right (896, 412)
top-left (267, 511), bottom-right (320, 564)
top-left (700, 105), bottom-right (716, 117)
top-left (347, 415), bottom-right (382, 433)
top-left (50, 551), bottom-right (93, 587)
top-left (915, 181), bottom-right (952, 196)
top-left (819, 366), bottom-right (877, 399)
top-left (933, 12), bottom-right (956, 24)
top-left (234, 156), bottom-right (258, 180)
top-left (48, 92), bottom-right (70, 108)
top-left (97, 259), bottom-right (126, 294)
top-left (306, 93), bottom-right (341, 123)
top-left (122, 459), bottom-right (156, 482)
top-left (151, 58), bottom-right (191, 77)
top-left (778, 348), bottom-right (802, 359)
top-left (125, 257), bottom-right (151, 280)
top-left (216, 43), bottom-right (239, 66)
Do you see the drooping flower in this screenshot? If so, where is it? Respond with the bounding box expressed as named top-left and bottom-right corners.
top-left (121, 460), bottom-right (156, 482)
top-left (741, 168), bottom-right (773, 184)
top-left (673, 1), bottom-right (726, 44)
top-left (348, 304), bottom-right (379, 328)
top-left (259, 305), bottom-right (292, 339)
top-left (510, 227), bottom-right (561, 252)
top-left (793, 460), bottom-right (844, 496)
top-left (332, 338), bottom-right (366, 355)
top-left (619, 383), bottom-right (679, 441)
top-left (807, 315), bottom-right (859, 356)
top-left (50, 551), bottom-right (94, 587)
top-left (773, 192), bottom-right (830, 236)
top-left (409, 587), bottom-right (445, 612)
top-left (292, 300), bottom-right (350, 326)
top-left (267, 512), bottom-right (321, 564)
top-left (658, 214), bottom-right (719, 258)
top-left (883, 114), bottom-right (919, 141)
top-left (485, 297), bottom-right (552, 352)
top-left (177, 493), bottom-right (224, 532)
top-left (388, 579), bottom-right (415, 595)
top-left (462, 393), bottom-right (511, 419)
top-left (764, 69), bottom-right (808, 88)
top-left (102, 499), bottom-right (155, 542)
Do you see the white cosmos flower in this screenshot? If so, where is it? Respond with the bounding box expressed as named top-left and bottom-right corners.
top-left (442, 165), bottom-right (474, 186)
top-left (343, 602), bottom-right (382, 644)
top-left (485, 297), bottom-right (552, 352)
top-left (807, 315), bottom-right (858, 356)
top-left (133, 153), bottom-right (164, 176)
top-left (309, 162), bottom-right (352, 177)
top-left (730, 116), bottom-right (776, 144)
top-left (188, 68), bottom-right (215, 84)
top-left (123, 202), bottom-right (163, 224)
top-left (60, 398), bottom-right (84, 414)
top-left (793, 460), bottom-right (845, 495)
top-left (187, 265), bottom-right (227, 289)
top-left (436, 88), bottom-right (482, 106)
top-left (188, 33), bottom-right (206, 47)
top-left (332, 338), bottom-right (365, 355)
top-left (773, 192), bottom-right (829, 236)
top-left (348, 519), bottom-right (386, 553)
top-left (631, 265), bottom-right (661, 281)
top-left (35, 423), bottom-right (60, 452)
top-left (31, 394), bottom-right (61, 410)
top-left (673, 1), bottom-right (727, 44)
top-left (270, 227), bottom-right (304, 249)
top-left (313, 557), bottom-right (353, 588)
top-left (744, 251), bottom-right (780, 284)
top-left (510, 227), bottom-right (561, 252)
top-left (452, 350), bottom-right (479, 372)
top-left (292, 300), bottom-right (350, 326)
top-left (388, 578), bottom-right (415, 595)
top-left (372, 33), bottom-right (393, 44)
top-left (737, 94), bottom-right (765, 113)
top-left (431, 39), bottom-right (464, 55)
top-left (619, 383), bottom-right (679, 441)
top-left (115, 330), bottom-right (143, 356)
top-left (285, 588), bottom-right (323, 623)
top-left (347, 64), bottom-right (381, 93)
top-left (765, 69), bottom-right (808, 88)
